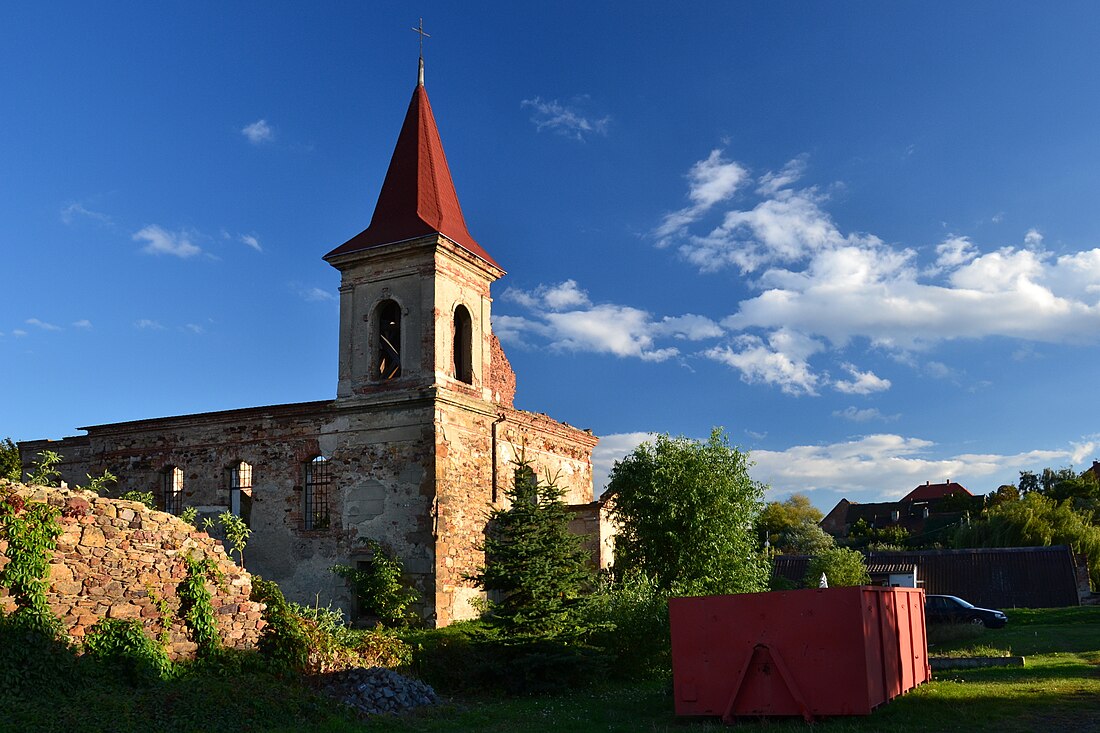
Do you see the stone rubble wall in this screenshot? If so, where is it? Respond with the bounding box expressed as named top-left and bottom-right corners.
top-left (0, 482), bottom-right (265, 660)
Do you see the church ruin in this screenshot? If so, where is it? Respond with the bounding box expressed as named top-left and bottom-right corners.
top-left (19, 57), bottom-right (602, 626)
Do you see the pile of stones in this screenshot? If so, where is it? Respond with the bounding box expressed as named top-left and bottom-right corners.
top-left (318, 666), bottom-right (440, 716)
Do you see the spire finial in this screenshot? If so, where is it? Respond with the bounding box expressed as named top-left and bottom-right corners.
top-left (411, 18), bottom-right (430, 86)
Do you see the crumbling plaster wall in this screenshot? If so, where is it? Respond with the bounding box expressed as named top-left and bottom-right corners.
top-left (19, 400), bottom-right (440, 619)
top-left (0, 483), bottom-right (263, 659)
top-left (431, 397), bottom-right (599, 625)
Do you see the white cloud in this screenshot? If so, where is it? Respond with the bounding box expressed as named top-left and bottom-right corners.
top-left (12, 329), bottom-right (27, 337)
top-left (749, 434), bottom-right (1069, 500)
top-left (133, 225), bottom-right (202, 258)
top-left (504, 279), bottom-right (592, 311)
top-left (659, 149), bottom-right (1100, 394)
top-left (590, 430), bottom-right (1079, 506)
top-left (242, 119), bottom-right (274, 144)
top-left (591, 431), bottom-right (657, 495)
top-left (239, 234), bottom-right (262, 252)
top-left (1070, 435), bottom-right (1100, 465)
top-left (931, 235), bottom-right (978, 272)
top-left (924, 361), bottom-right (954, 379)
top-left (756, 155), bottom-right (807, 196)
top-left (25, 318), bottom-right (61, 332)
top-left (60, 202), bottom-right (112, 226)
top-left (520, 97), bottom-right (609, 141)
top-left (655, 149), bottom-right (749, 244)
top-left (543, 305), bottom-right (679, 362)
top-left (833, 407), bottom-right (894, 422)
top-left (652, 314), bottom-right (724, 341)
top-left (833, 363), bottom-right (891, 395)
top-left (72, 319), bottom-right (92, 329)
top-left (135, 319), bottom-right (164, 330)
top-left (500, 280), bottom-right (722, 362)
top-left (298, 286), bottom-right (334, 302)
top-left (704, 329), bottom-right (823, 396)
top-left (184, 323), bottom-right (204, 334)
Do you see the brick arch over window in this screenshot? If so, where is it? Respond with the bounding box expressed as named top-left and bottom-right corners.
top-left (375, 299), bottom-right (402, 380)
top-left (453, 303), bottom-right (473, 384)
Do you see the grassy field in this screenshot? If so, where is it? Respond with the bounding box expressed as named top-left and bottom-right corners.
top-left (3, 607), bottom-right (1100, 733)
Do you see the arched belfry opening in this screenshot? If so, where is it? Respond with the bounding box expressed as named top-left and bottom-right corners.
top-left (377, 300), bottom-right (402, 380)
top-left (454, 304), bottom-right (472, 384)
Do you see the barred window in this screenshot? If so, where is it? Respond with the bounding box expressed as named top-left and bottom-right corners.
top-left (163, 466), bottom-right (184, 515)
top-left (304, 455), bottom-right (332, 530)
top-left (229, 461), bottom-right (253, 525)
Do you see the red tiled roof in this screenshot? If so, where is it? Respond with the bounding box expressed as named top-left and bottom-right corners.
top-left (902, 481), bottom-right (972, 502)
top-left (325, 78), bottom-right (500, 269)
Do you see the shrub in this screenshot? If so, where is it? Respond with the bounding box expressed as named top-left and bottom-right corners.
top-left (804, 547), bottom-right (870, 587)
top-left (26, 450), bottom-right (62, 488)
top-left (332, 538), bottom-right (419, 627)
top-left (250, 578), bottom-right (410, 674)
top-left (406, 621), bottom-right (606, 696)
top-left (251, 577), bottom-right (310, 671)
top-left (83, 618), bottom-right (174, 683)
top-left (576, 571), bottom-right (670, 678)
top-left (119, 490), bottom-right (156, 510)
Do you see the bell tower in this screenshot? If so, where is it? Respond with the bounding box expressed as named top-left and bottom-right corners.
top-left (323, 58), bottom-right (505, 403)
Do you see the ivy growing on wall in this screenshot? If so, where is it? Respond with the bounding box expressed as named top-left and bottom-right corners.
top-left (0, 488), bottom-right (62, 636)
top-left (178, 554), bottom-right (221, 658)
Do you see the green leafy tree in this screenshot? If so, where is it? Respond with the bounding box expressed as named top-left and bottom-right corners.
top-left (758, 493), bottom-right (824, 546)
top-left (804, 547), bottom-right (870, 587)
top-left (780, 522), bottom-right (836, 555)
top-left (604, 428), bottom-right (770, 596)
top-left (955, 491), bottom-right (1100, 588)
top-left (986, 484), bottom-right (1020, 508)
top-left (1018, 470), bottom-right (1040, 495)
top-left (471, 455), bottom-right (592, 634)
top-left (0, 438), bottom-right (21, 482)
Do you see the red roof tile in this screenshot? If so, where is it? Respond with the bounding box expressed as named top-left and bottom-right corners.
top-left (901, 481), bottom-right (972, 502)
top-left (325, 77), bottom-right (500, 270)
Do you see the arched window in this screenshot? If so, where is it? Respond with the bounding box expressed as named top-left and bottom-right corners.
top-left (376, 300), bottom-right (402, 380)
top-left (163, 466), bottom-right (184, 515)
top-left (453, 304), bottom-right (472, 384)
top-left (228, 460), bottom-right (253, 525)
top-left (303, 455), bottom-right (332, 530)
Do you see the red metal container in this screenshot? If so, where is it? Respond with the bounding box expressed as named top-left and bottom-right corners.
top-left (670, 586), bottom-right (930, 722)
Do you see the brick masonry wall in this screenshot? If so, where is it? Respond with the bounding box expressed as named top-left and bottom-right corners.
top-left (0, 482), bottom-right (264, 660)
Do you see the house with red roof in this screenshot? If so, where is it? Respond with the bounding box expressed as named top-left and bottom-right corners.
top-left (820, 480), bottom-right (977, 540)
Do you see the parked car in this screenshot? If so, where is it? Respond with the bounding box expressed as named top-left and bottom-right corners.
top-left (925, 594), bottom-right (1007, 629)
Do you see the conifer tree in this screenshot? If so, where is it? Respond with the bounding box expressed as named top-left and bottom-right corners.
top-left (472, 454), bottom-right (592, 634)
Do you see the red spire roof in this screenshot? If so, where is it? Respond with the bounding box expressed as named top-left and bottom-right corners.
top-left (325, 74), bottom-right (500, 269)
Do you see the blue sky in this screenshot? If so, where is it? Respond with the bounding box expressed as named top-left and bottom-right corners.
top-left (4, 3), bottom-right (1100, 512)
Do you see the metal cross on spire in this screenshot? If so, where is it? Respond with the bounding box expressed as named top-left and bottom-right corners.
top-left (411, 18), bottom-right (430, 59)
top-left (411, 18), bottom-right (430, 86)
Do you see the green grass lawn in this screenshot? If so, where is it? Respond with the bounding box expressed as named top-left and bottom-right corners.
top-left (352, 606), bottom-right (1100, 733)
top-left (4, 607), bottom-right (1100, 733)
